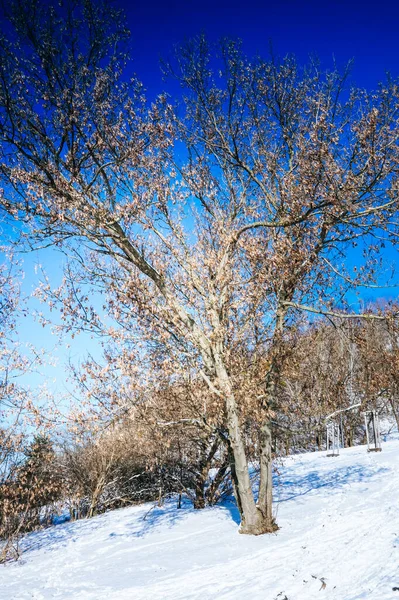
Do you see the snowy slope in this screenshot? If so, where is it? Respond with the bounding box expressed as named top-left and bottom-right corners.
top-left (1, 438), bottom-right (399, 600)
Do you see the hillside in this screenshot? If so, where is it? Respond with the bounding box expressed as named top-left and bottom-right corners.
top-left (1, 435), bottom-right (399, 600)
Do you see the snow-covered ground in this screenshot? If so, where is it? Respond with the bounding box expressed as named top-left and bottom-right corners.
top-left (1, 436), bottom-right (399, 600)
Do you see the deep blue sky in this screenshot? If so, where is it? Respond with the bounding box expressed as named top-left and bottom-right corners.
top-left (123, 0), bottom-right (399, 95)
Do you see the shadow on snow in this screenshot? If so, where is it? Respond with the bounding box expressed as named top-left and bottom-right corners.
top-left (14, 461), bottom-right (389, 556)
top-left (275, 464), bottom-right (390, 503)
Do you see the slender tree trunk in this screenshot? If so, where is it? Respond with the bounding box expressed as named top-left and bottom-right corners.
top-left (193, 478), bottom-right (206, 509)
top-left (227, 444), bottom-right (244, 518)
top-left (206, 454), bottom-right (230, 505)
top-left (389, 398), bottom-right (399, 432)
top-left (214, 355), bottom-right (274, 534)
top-left (225, 393), bottom-right (261, 533)
top-left (348, 428), bottom-right (353, 447)
top-left (88, 480), bottom-right (103, 518)
top-left (256, 419), bottom-right (276, 530)
top-left (255, 299), bottom-right (288, 533)
top-left (193, 436), bottom-right (220, 509)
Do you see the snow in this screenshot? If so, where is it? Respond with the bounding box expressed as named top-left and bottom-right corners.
top-left (1, 436), bottom-right (399, 600)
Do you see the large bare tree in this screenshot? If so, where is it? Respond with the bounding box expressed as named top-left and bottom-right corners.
top-left (1, 1), bottom-right (399, 534)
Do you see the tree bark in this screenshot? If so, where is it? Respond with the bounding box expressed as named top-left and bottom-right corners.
top-left (88, 480), bottom-right (103, 518)
top-left (193, 487), bottom-right (206, 509)
top-left (214, 354), bottom-right (275, 534)
top-left (389, 398), bottom-right (399, 432)
top-left (252, 299), bottom-right (288, 533)
top-left (193, 436), bottom-right (220, 509)
top-left (205, 455), bottom-right (230, 505)
top-left (256, 419), bottom-right (275, 531)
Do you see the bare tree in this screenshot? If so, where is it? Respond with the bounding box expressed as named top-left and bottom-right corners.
top-left (1, 2), bottom-right (399, 534)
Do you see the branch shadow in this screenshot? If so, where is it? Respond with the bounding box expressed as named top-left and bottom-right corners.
top-left (275, 464), bottom-right (390, 503)
top-left (18, 514), bottom-right (103, 555)
top-left (13, 460), bottom-right (391, 557)
top-left (111, 497), bottom-right (191, 539)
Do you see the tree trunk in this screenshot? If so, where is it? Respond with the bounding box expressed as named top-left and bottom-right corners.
top-left (193, 490), bottom-right (206, 508)
top-left (389, 398), bottom-right (399, 432)
top-left (249, 299), bottom-right (287, 534)
top-left (214, 355), bottom-right (275, 534)
top-left (193, 436), bottom-right (220, 509)
top-left (88, 484), bottom-right (102, 518)
top-left (206, 451), bottom-right (230, 505)
top-left (193, 472), bottom-right (206, 509)
top-left (256, 419), bottom-right (276, 532)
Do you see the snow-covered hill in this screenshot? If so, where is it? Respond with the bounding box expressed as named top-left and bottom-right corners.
top-left (2, 437), bottom-right (399, 600)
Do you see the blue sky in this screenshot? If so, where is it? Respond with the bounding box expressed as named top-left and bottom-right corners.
top-left (4, 0), bottom-right (399, 399)
top-left (124, 0), bottom-right (399, 94)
